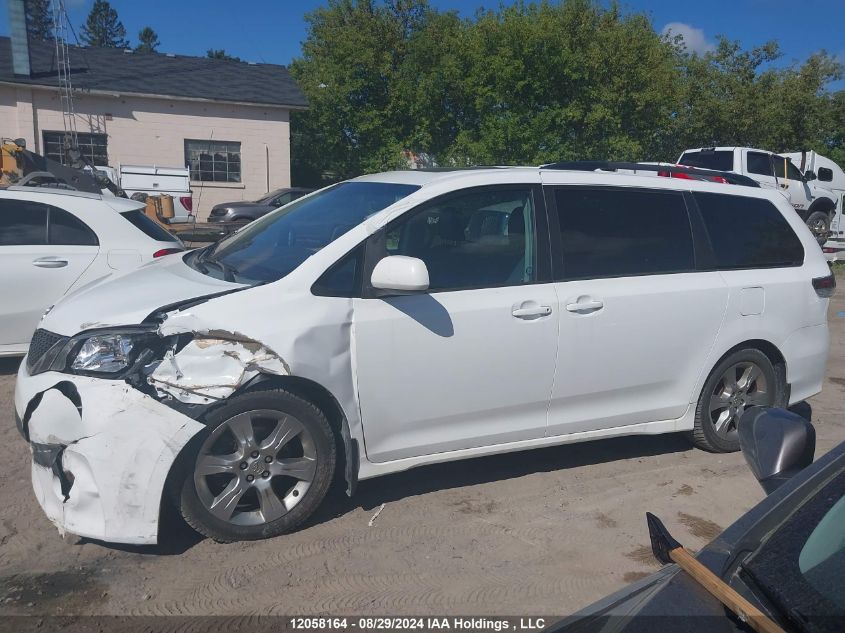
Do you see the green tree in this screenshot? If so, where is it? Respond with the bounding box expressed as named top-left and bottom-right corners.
top-left (135, 26), bottom-right (160, 53)
top-left (289, 0), bottom-right (845, 185)
top-left (25, 0), bottom-right (53, 41)
top-left (80, 0), bottom-right (129, 48)
top-left (206, 49), bottom-right (241, 62)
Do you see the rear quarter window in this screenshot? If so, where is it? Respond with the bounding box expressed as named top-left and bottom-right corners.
top-left (120, 209), bottom-right (179, 242)
top-left (694, 192), bottom-right (804, 269)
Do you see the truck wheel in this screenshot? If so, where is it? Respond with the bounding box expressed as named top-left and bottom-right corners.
top-left (806, 211), bottom-right (831, 246)
top-left (176, 388), bottom-right (336, 542)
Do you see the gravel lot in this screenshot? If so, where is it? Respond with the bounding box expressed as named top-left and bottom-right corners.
top-left (1, 284), bottom-right (843, 617)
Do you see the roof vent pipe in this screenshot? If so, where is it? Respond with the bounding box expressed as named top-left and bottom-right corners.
top-left (7, 0), bottom-right (32, 77)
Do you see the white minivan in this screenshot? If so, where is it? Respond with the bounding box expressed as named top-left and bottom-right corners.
top-left (15, 166), bottom-right (832, 545)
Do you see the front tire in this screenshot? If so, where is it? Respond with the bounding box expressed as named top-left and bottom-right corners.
top-left (177, 388), bottom-right (336, 542)
top-left (806, 211), bottom-right (831, 246)
top-left (692, 349), bottom-right (780, 452)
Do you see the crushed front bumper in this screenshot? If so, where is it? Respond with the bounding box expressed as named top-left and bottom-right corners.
top-left (14, 362), bottom-right (205, 545)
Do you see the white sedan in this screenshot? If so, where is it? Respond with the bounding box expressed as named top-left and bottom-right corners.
top-left (0, 186), bottom-right (183, 356)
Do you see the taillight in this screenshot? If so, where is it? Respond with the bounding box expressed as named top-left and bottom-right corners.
top-left (812, 273), bottom-right (836, 298)
top-left (180, 196), bottom-right (193, 213)
top-left (153, 248), bottom-right (183, 258)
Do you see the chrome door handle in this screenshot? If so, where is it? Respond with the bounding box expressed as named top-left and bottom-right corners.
top-left (512, 305), bottom-right (552, 318)
top-left (565, 299), bottom-right (604, 313)
top-left (32, 257), bottom-right (68, 268)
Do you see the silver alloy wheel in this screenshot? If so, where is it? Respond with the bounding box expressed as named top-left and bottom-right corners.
top-left (708, 362), bottom-right (771, 440)
top-left (194, 409), bottom-right (317, 526)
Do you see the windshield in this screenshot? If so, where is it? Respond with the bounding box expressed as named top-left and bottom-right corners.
top-left (743, 469), bottom-right (845, 632)
top-left (190, 181), bottom-right (419, 284)
top-left (255, 189), bottom-right (286, 204)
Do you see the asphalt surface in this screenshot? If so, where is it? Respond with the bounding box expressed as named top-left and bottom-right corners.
top-left (1, 284), bottom-right (843, 617)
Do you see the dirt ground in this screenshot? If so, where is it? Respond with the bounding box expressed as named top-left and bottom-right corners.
top-left (1, 286), bottom-right (843, 617)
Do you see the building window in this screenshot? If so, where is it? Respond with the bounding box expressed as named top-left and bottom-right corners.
top-left (185, 139), bottom-right (241, 183)
top-left (43, 131), bottom-right (109, 166)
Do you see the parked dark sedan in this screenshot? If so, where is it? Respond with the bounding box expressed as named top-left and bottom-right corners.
top-left (207, 187), bottom-right (313, 222)
top-left (554, 407), bottom-right (844, 633)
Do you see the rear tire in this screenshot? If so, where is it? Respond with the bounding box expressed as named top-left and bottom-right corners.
top-left (176, 388), bottom-right (336, 542)
top-left (692, 349), bottom-right (780, 452)
top-left (806, 211), bottom-right (831, 246)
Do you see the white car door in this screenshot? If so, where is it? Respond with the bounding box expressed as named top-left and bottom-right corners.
top-left (352, 186), bottom-right (559, 463)
top-left (773, 155), bottom-right (813, 214)
top-left (544, 185), bottom-right (728, 436)
top-left (0, 199), bottom-right (99, 349)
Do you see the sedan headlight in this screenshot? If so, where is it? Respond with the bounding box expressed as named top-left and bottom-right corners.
top-left (71, 333), bottom-right (142, 373)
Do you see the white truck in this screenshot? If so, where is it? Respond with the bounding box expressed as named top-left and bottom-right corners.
top-left (678, 147), bottom-right (839, 245)
top-left (783, 150), bottom-right (845, 260)
top-left (91, 164), bottom-right (194, 223)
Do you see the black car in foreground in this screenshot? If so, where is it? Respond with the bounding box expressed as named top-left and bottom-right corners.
top-left (555, 407), bottom-right (844, 633)
top-left (208, 187), bottom-right (314, 223)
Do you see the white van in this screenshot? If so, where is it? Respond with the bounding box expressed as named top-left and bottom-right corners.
top-left (783, 151), bottom-right (845, 260)
top-left (15, 165), bottom-right (832, 544)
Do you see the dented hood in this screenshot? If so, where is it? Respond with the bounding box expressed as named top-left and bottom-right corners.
top-left (40, 253), bottom-right (245, 336)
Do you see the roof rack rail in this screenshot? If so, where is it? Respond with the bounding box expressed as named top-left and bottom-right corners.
top-left (541, 161), bottom-right (760, 188)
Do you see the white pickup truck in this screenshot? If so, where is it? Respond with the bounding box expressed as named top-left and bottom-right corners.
top-left (783, 150), bottom-right (845, 260)
top-left (678, 147), bottom-right (839, 245)
top-left (91, 164), bottom-right (194, 224)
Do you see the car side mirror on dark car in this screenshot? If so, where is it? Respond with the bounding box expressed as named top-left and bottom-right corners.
top-left (738, 407), bottom-right (815, 495)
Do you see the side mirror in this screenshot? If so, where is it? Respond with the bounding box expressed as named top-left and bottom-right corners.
top-left (804, 169), bottom-right (817, 182)
top-left (738, 407), bottom-right (815, 495)
top-left (371, 256), bottom-right (429, 295)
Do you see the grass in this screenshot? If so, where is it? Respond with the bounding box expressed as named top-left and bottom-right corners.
top-left (832, 261), bottom-right (845, 277)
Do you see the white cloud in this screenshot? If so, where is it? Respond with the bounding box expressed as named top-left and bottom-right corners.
top-left (661, 22), bottom-right (715, 55)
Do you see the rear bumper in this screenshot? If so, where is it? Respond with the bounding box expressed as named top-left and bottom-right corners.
top-left (782, 323), bottom-right (830, 404)
top-left (15, 364), bottom-right (204, 545)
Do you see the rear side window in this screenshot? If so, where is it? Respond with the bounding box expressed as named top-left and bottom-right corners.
top-left (747, 152), bottom-right (773, 176)
top-left (553, 187), bottom-right (695, 280)
top-left (694, 192), bottom-right (804, 269)
top-left (679, 150), bottom-right (734, 172)
top-left (0, 199), bottom-right (48, 245)
top-left (48, 207), bottom-right (98, 246)
top-left (120, 209), bottom-right (179, 242)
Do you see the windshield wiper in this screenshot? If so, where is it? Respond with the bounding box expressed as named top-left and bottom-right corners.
top-left (192, 246), bottom-right (239, 282)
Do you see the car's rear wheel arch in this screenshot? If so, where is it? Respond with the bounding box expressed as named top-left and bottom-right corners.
top-left (711, 339), bottom-right (787, 402)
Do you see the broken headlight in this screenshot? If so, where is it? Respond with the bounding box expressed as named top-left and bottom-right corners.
top-left (29, 328), bottom-right (161, 377)
top-left (71, 333), bottom-right (144, 373)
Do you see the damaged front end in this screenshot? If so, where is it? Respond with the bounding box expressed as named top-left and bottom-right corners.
top-left (17, 315), bottom-right (296, 545)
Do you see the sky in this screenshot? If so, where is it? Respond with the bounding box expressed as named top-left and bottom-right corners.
top-left (2, 0), bottom-right (844, 88)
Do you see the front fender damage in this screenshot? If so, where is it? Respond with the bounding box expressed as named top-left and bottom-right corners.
top-left (148, 329), bottom-right (291, 405)
top-left (21, 301), bottom-right (359, 544)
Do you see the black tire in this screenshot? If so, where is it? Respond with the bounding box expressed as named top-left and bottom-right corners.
top-left (806, 211), bottom-right (831, 246)
top-left (692, 349), bottom-right (781, 453)
top-left (176, 388), bottom-right (336, 542)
